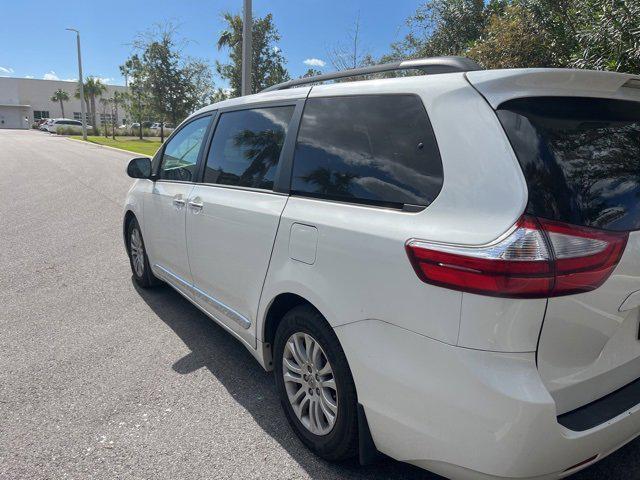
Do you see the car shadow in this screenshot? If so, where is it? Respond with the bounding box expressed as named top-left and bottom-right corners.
top-left (132, 280), bottom-right (640, 480)
top-left (132, 280), bottom-right (437, 480)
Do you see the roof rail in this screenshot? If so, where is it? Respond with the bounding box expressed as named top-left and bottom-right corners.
top-left (262, 56), bottom-right (482, 92)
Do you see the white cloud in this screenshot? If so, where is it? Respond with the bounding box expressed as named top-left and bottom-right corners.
top-left (96, 77), bottom-right (113, 84)
top-left (25, 75), bottom-right (34, 79)
top-left (43, 71), bottom-right (59, 80)
top-left (303, 58), bottom-right (326, 67)
top-left (0, 66), bottom-right (14, 76)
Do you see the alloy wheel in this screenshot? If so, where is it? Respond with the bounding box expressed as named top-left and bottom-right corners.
top-left (282, 332), bottom-right (338, 435)
top-left (130, 228), bottom-right (145, 277)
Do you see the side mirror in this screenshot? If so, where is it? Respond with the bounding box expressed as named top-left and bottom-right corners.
top-left (127, 157), bottom-right (152, 179)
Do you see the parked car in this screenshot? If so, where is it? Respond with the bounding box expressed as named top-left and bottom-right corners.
top-left (39, 118), bottom-right (54, 131)
top-left (44, 118), bottom-right (91, 134)
top-left (149, 122), bottom-right (174, 133)
top-left (122, 57), bottom-right (640, 480)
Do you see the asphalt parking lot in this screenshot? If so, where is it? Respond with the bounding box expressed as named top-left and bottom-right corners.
top-left (1, 129), bottom-right (639, 479)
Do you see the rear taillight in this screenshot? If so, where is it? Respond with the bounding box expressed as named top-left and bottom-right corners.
top-left (406, 216), bottom-right (628, 299)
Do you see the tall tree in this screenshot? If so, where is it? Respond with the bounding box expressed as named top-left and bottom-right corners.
top-left (520, 0), bottom-right (578, 67)
top-left (123, 24), bottom-right (215, 141)
top-left (184, 59), bottom-right (217, 109)
top-left (467, 3), bottom-right (557, 68)
top-left (390, 0), bottom-right (493, 60)
top-left (389, 0), bottom-right (639, 73)
top-left (211, 88), bottom-right (231, 104)
top-left (572, 0), bottom-right (640, 73)
top-left (327, 13), bottom-right (375, 71)
top-left (301, 68), bottom-right (323, 78)
top-left (50, 89), bottom-right (70, 118)
top-left (75, 77), bottom-right (106, 133)
top-left (216, 12), bottom-right (290, 96)
top-left (120, 55), bottom-right (150, 140)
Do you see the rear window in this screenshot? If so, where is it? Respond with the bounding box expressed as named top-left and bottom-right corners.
top-left (291, 95), bottom-right (443, 208)
top-left (497, 97), bottom-right (640, 231)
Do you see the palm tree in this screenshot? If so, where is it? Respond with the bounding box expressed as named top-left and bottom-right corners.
top-left (301, 167), bottom-right (358, 197)
top-left (75, 77), bottom-right (107, 133)
top-left (50, 89), bottom-right (70, 118)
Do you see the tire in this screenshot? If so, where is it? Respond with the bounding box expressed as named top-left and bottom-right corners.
top-left (126, 217), bottom-right (159, 288)
top-left (274, 304), bottom-right (358, 461)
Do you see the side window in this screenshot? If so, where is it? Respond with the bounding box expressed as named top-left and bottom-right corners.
top-left (159, 116), bottom-right (211, 182)
top-left (291, 95), bottom-right (444, 207)
top-left (203, 106), bottom-right (294, 190)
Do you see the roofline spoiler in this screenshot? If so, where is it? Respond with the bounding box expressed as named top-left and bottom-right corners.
top-left (466, 69), bottom-right (640, 109)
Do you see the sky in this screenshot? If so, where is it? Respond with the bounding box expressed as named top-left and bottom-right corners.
top-left (0, 0), bottom-right (421, 87)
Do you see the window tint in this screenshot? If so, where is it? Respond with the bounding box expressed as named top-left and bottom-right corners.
top-left (159, 116), bottom-right (211, 182)
top-left (291, 95), bottom-right (443, 208)
top-left (204, 106), bottom-right (294, 190)
top-left (497, 97), bottom-right (640, 231)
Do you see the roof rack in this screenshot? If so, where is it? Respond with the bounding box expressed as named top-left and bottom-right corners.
top-left (262, 56), bottom-right (482, 92)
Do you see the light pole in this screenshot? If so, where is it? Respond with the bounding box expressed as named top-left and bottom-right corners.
top-left (66, 28), bottom-right (87, 140)
top-left (241, 0), bottom-right (252, 96)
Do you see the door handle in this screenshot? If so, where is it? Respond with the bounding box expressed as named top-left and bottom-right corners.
top-left (188, 198), bottom-right (204, 213)
top-left (172, 195), bottom-right (186, 208)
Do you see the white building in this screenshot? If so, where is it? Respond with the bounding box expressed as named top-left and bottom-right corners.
top-left (0, 77), bottom-right (127, 129)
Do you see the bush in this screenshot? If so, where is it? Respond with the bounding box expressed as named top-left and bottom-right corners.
top-left (123, 127), bottom-right (163, 137)
top-left (55, 126), bottom-right (84, 135)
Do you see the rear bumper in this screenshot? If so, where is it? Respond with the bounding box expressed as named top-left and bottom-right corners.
top-left (335, 320), bottom-right (640, 479)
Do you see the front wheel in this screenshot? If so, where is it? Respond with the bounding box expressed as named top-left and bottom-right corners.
top-left (127, 217), bottom-right (159, 288)
top-left (274, 305), bottom-right (358, 461)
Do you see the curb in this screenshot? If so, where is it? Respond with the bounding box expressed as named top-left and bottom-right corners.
top-left (65, 137), bottom-right (157, 157)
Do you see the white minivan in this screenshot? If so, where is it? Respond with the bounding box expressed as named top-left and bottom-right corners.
top-left (122, 57), bottom-right (640, 480)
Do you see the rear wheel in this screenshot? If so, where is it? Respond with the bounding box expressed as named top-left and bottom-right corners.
top-left (127, 217), bottom-right (159, 288)
top-left (274, 305), bottom-right (358, 461)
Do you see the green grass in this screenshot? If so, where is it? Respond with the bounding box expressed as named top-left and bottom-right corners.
top-left (71, 136), bottom-right (162, 156)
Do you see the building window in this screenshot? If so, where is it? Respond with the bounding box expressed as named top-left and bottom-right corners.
top-left (100, 113), bottom-right (118, 125)
top-left (73, 112), bottom-right (90, 123)
top-left (34, 111), bottom-right (50, 121)
top-left (99, 113), bottom-right (116, 125)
